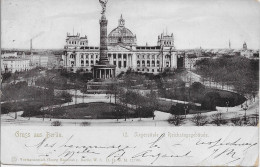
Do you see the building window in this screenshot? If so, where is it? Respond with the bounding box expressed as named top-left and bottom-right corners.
top-left (152, 61), bottom-right (155, 67)
top-left (142, 55), bottom-right (145, 59)
top-left (137, 60), bottom-right (140, 67)
top-left (147, 55), bottom-right (150, 59)
top-left (123, 54), bottom-right (126, 59)
top-left (142, 60), bottom-right (145, 66)
top-left (157, 61), bottom-right (160, 67)
top-left (91, 55), bottom-right (93, 59)
top-left (113, 54), bottom-right (116, 59)
top-left (86, 60), bottom-right (89, 65)
top-left (152, 55), bottom-right (155, 59)
top-left (96, 55), bottom-right (98, 58)
top-left (81, 54), bottom-right (84, 59)
top-left (91, 60), bottom-right (93, 64)
top-left (137, 55), bottom-right (140, 59)
top-left (86, 54), bottom-right (88, 59)
top-left (147, 60), bottom-right (150, 67)
top-left (152, 69), bottom-right (154, 72)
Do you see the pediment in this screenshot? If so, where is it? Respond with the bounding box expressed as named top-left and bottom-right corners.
top-left (108, 45), bottom-right (132, 52)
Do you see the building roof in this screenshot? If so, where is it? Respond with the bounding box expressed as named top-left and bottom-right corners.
top-left (108, 26), bottom-right (135, 38)
top-left (107, 15), bottom-right (136, 46)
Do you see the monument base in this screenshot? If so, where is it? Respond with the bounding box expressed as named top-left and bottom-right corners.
top-left (93, 64), bottom-right (116, 80)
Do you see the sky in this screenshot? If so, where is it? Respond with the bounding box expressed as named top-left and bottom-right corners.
top-left (1, 0), bottom-right (260, 50)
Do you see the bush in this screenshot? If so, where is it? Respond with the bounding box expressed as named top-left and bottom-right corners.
top-left (136, 106), bottom-right (154, 118)
top-left (21, 104), bottom-right (43, 117)
top-left (1, 104), bottom-right (12, 114)
top-left (169, 103), bottom-right (191, 115)
top-left (167, 115), bottom-right (185, 126)
top-left (201, 92), bottom-right (220, 110)
top-left (190, 82), bottom-right (205, 93)
top-left (51, 121), bottom-right (62, 126)
top-left (231, 117), bottom-right (243, 126)
top-left (210, 112), bottom-right (227, 126)
top-left (80, 121), bottom-right (91, 126)
top-left (191, 113), bottom-right (208, 126)
top-left (59, 92), bottom-right (72, 102)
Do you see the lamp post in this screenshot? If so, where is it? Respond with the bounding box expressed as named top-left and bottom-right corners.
top-left (184, 105), bottom-right (189, 118)
top-left (226, 101), bottom-right (229, 112)
top-left (241, 103), bottom-right (248, 121)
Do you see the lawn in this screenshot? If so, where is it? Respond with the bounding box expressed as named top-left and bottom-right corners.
top-left (39, 102), bottom-right (152, 119)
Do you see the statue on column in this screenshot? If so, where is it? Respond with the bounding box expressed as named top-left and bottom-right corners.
top-left (99, 0), bottom-right (108, 15)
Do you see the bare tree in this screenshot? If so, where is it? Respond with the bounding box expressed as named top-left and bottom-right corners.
top-left (167, 115), bottom-right (185, 126)
top-left (191, 113), bottom-right (208, 126)
top-left (210, 112), bottom-right (227, 126)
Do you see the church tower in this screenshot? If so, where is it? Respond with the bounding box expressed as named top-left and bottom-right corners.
top-left (243, 42), bottom-right (247, 50)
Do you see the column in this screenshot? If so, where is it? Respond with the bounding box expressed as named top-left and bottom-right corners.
top-left (88, 55), bottom-right (91, 66)
top-left (77, 53), bottom-right (80, 67)
top-left (111, 53), bottom-right (113, 64)
top-left (94, 54), bottom-right (96, 65)
top-left (104, 69), bottom-right (106, 79)
top-left (149, 54), bottom-right (152, 67)
top-left (116, 53), bottom-right (118, 68)
top-left (145, 55), bottom-right (147, 67)
top-left (154, 54), bottom-right (156, 67)
top-left (83, 54), bottom-right (86, 67)
top-left (99, 70), bottom-right (101, 78)
top-left (109, 69), bottom-right (111, 78)
top-left (74, 53), bottom-right (77, 67)
top-left (162, 54), bottom-right (165, 67)
top-left (126, 54), bottom-right (129, 68)
top-left (132, 53), bottom-right (137, 69)
top-left (121, 54), bottom-right (123, 68)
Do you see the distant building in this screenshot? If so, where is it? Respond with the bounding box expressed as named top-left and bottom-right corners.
top-left (1, 52), bottom-right (18, 58)
top-left (240, 42), bottom-right (254, 58)
top-left (243, 42), bottom-right (247, 50)
top-left (184, 49), bottom-right (208, 69)
top-left (1, 58), bottom-right (31, 73)
top-left (28, 54), bottom-right (49, 67)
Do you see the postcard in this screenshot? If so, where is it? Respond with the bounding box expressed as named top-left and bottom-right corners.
top-left (1, 0), bottom-right (259, 166)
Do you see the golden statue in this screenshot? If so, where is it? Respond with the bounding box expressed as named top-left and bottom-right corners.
top-left (99, 0), bottom-right (108, 15)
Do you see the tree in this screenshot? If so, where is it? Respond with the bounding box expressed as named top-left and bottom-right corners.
top-left (167, 115), bottom-right (185, 126)
top-left (201, 92), bottom-right (220, 111)
top-left (147, 89), bottom-right (159, 120)
top-left (169, 103), bottom-right (190, 115)
top-left (210, 112), bottom-right (227, 126)
top-left (191, 113), bottom-right (208, 126)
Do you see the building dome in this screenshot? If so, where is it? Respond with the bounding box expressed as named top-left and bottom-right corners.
top-left (108, 15), bottom-right (137, 46)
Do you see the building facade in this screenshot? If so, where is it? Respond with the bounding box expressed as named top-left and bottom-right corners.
top-left (1, 58), bottom-right (31, 73)
top-left (62, 15), bottom-right (184, 75)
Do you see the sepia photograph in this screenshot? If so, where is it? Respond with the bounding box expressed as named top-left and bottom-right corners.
top-left (1, 0), bottom-right (259, 166)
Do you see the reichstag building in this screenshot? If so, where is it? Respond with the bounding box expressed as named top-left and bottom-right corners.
top-left (62, 15), bottom-right (184, 74)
